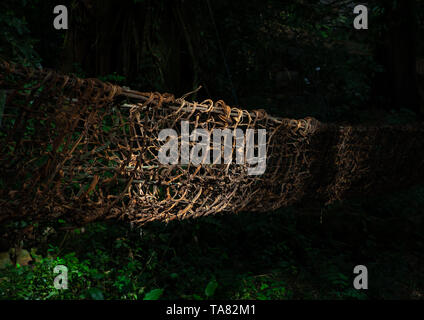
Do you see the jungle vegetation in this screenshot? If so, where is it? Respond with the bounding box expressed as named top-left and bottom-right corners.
top-left (0, 0), bottom-right (423, 300)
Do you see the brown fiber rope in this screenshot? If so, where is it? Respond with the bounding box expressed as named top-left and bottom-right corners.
top-left (1, 60), bottom-right (424, 226)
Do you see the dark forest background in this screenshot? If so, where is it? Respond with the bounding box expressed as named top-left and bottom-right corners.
top-left (1, 0), bottom-right (424, 300)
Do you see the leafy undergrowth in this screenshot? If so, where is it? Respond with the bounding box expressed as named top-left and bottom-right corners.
top-left (1, 185), bottom-right (424, 300)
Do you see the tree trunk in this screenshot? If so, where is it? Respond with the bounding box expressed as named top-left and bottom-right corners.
top-left (386, 0), bottom-right (419, 113)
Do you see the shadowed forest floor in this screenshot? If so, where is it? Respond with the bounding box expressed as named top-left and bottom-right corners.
top-left (1, 183), bottom-right (423, 300)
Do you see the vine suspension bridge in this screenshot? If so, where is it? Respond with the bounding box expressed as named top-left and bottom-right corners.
top-left (1, 60), bottom-right (424, 226)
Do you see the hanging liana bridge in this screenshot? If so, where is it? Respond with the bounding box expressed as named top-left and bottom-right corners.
top-left (1, 60), bottom-right (424, 226)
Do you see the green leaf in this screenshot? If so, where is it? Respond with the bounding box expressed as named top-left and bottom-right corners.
top-left (205, 279), bottom-right (218, 298)
top-left (88, 287), bottom-right (104, 300)
top-left (143, 288), bottom-right (164, 300)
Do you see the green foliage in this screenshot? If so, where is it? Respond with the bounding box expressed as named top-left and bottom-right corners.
top-left (1, 0), bottom-right (423, 301)
top-left (236, 275), bottom-right (293, 300)
top-left (87, 287), bottom-right (104, 300)
top-left (143, 288), bottom-right (164, 300)
top-left (98, 73), bottom-right (127, 85)
top-left (204, 278), bottom-right (218, 298)
top-left (384, 108), bottom-right (418, 125)
top-left (1, 183), bottom-right (423, 300)
top-left (0, 1), bottom-right (40, 66)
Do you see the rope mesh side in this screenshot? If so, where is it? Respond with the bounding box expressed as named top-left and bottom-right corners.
top-left (1, 60), bottom-right (424, 226)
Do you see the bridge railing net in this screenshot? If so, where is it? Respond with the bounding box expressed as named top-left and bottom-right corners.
top-left (1, 60), bottom-right (424, 226)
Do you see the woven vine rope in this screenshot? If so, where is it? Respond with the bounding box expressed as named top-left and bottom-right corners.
top-left (1, 60), bottom-right (424, 226)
